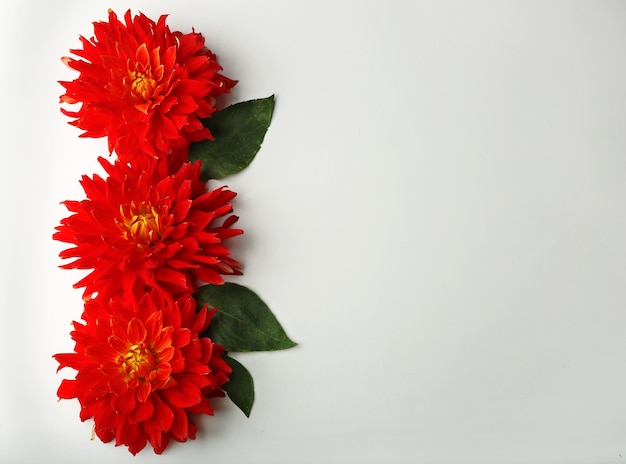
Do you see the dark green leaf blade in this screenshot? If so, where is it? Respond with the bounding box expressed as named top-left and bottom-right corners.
top-left (196, 282), bottom-right (297, 352)
top-left (189, 96), bottom-right (275, 180)
top-left (223, 355), bottom-right (254, 417)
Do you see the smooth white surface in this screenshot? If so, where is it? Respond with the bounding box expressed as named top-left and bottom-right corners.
top-left (1, 1), bottom-right (626, 463)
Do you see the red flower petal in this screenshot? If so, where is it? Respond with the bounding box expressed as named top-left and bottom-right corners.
top-left (57, 379), bottom-right (79, 399)
top-left (168, 405), bottom-right (189, 442)
top-left (136, 381), bottom-right (153, 403)
top-left (112, 391), bottom-right (137, 415)
top-left (127, 318), bottom-right (147, 344)
top-left (161, 376), bottom-right (202, 409)
top-left (129, 396), bottom-right (154, 423)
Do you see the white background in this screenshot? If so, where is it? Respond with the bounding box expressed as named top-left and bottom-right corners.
top-left (1, 1), bottom-right (626, 463)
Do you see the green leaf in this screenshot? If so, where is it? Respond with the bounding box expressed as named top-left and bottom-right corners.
top-left (189, 96), bottom-right (275, 181)
top-left (223, 355), bottom-right (255, 417)
top-left (196, 282), bottom-right (297, 352)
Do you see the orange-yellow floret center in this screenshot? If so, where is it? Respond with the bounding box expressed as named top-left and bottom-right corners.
top-left (129, 71), bottom-right (157, 103)
top-left (120, 342), bottom-right (157, 381)
top-left (118, 202), bottom-right (162, 245)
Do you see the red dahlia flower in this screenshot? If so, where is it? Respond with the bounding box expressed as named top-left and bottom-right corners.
top-left (60, 9), bottom-right (236, 166)
top-left (53, 156), bottom-right (242, 302)
top-left (54, 293), bottom-right (231, 455)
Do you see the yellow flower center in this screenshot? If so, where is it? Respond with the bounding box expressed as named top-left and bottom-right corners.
top-left (118, 201), bottom-right (162, 246)
top-left (120, 342), bottom-right (157, 381)
top-left (129, 71), bottom-right (157, 103)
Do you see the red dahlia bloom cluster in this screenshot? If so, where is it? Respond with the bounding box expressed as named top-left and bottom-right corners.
top-left (60, 9), bottom-right (236, 166)
top-left (54, 293), bottom-right (231, 455)
top-left (54, 9), bottom-right (241, 455)
top-left (54, 156), bottom-right (242, 303)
